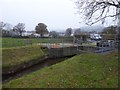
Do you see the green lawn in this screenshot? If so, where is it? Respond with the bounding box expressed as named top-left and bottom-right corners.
top-left (82, 42), bottom-right (96, 47)
top-left (2, 45), bottom-right (46, 69)
top-left (3, 51), bottom-right (118, 88)
top-left (2, 37), bottom-right (50, 48)
top-left (2, 37), bottom-right (73, 48)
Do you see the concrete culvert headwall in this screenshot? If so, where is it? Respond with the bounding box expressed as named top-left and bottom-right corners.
top-left (48, 46), bottom-right (99, 58)
top-left (48, 46), bottom-right (78, 58)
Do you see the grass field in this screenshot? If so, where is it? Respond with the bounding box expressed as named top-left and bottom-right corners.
top-left (2, 45), bottom-right (46, 69)
top-left (2, 37), bottom-right (97, 48)
top-left (2, 37), bottom-right (73, 48)
top-left (3, 51), bottom-right (118, 88)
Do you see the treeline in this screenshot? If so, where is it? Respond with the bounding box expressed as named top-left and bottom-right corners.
top-left (0, 21), bottom-right (73, 38)
top-left (0, 22), bottom-right (25, 37)
top-left (0, 21), bottom-right (72, 38)
top-left (0, 21), bottom-right (118, 39)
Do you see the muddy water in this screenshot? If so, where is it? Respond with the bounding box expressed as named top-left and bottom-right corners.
top-left (3, 55), bottom-right (74, 83)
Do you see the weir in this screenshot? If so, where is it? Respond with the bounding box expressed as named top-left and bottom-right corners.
top-left (42, 42), bottom-right (117, 57)
top-left (47, 45), bottom-right (98, 58)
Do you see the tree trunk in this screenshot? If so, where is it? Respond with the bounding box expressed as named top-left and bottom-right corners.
top-left (20, 32), bottom-right (22, 37)
top-left (117, 8), bottom-right (120, 34)
top-left (117, 8), bottom-right (120, 50)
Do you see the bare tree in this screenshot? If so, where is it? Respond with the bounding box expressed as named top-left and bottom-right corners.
top-left (0, 22), bottom-right (13, 31)
top-left (35, 23), bottom-right (49, 37)
top-left (75, 0), bottom-right (120, 27)
top-left (4, 23), bottom-right (13, 31)
top-left (0, 22), bottom-right (13, 37)
top-left (74, 28), bottom-right (81, 35)
top-left (0, 22), bottom-right (6, 37)
top-left (49, 31), bottom-right (59, 38)
top-left (13, 23), bottom-right (25, 36)
top-left (0, 21), bottom-right (6, 30)
top-left (65, 28), bottom-right (72, 37)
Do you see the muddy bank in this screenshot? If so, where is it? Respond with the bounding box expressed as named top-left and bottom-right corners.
top-left (3, 55), bottom-right (75, 83)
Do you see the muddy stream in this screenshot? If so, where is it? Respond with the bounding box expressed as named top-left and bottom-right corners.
top-left (2, 55), bottom-right (74, 83)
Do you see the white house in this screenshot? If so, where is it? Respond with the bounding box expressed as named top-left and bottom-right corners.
top-left (22, 31), bottom-right (33, 36)
top-left (90, 33), bottom-right (102, 40)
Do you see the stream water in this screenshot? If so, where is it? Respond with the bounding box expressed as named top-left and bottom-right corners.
top-left (2, 55), bottom-right (74, 83)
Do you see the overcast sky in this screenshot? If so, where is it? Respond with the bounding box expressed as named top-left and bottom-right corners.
top-left (0, 0), bottom-right (116, 31)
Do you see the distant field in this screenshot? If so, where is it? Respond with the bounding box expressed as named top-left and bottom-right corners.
top-left (2, 37), bottom-right (96, 48)
top-left (3, 51), bottom-right (118, 88)
top-left (2, 37), bottom-right (73, 48)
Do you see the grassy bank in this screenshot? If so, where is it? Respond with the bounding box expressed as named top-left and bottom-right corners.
top-left (3, 51), bottom-right (118, 88)
top-left (2, 45), bottom-right (46, 69)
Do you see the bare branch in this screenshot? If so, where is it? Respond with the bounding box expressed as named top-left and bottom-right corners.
top-left (75, 0), bottom-right (120, 25)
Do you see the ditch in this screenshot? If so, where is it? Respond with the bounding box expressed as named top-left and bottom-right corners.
top-left (2, 55), bottom-right (75, 83)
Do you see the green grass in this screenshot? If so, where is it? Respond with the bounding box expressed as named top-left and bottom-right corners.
top-left (2, 37), bottom-right (74, 48)
top-left (3, 51), bottom-right (118, 88)
top-left (2, 45), bottom-right (45, 69)
top-left (82, 42), bottom-right (96, 47)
